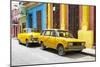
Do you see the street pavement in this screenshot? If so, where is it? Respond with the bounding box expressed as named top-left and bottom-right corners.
top-left (11, 38), bottom-right (95, 66)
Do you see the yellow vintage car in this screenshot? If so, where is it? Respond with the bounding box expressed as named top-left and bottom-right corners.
top-left (39, 29), bottom-right (86, 56)
top-left (17, 28), bottom-right (40, 47)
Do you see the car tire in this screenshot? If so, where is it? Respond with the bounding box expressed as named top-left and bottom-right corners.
top-left (26, 39), bottom-right (29, 47)
top-left (41, 43), bottom-right (46, 50)
top-left (18, 39), bottom-right (22, 44)
top-left (57, 45), bottom-right (65, 56)
top-left (75, 50), bottom-right (82, 53)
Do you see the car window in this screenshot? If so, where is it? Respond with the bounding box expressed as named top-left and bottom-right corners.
top-left (57, 30), bottom-right (73, 38)
top-left (41, 30), bottom-right (45, 35)
top-left (59, 32), bottom-right (64, 37)
top-left (44, 31), bottom-right (51, 36)
top-left (51, 31), bottom-right (57, 37)
top-left (27, 29), bottom-right (32, 33)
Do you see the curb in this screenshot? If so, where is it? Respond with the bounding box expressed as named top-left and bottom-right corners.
top-left (81, 52), bottom-right (96, 57)
top-left (81, 49), bottom-right (96, 57)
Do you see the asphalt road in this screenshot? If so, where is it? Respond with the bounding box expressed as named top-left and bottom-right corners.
top-left (11, 38), bottom-right (95, 66)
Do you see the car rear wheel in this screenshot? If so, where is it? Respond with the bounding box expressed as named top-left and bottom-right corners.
top-left (41, 43), bottom-right (46, 50)
top-left (57, 45), bottom-right (65, 56)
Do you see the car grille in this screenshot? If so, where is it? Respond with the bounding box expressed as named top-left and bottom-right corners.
top-left (32, 38), bottom-right (38, 41)
top-left (73, 42), bottom-right (82, 46)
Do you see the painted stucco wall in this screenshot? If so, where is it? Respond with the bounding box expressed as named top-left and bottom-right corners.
top-left (26, 4), bottom-right (46, 30)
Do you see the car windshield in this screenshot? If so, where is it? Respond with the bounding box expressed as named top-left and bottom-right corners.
top-left (57, 30), bottom-right (73, 38)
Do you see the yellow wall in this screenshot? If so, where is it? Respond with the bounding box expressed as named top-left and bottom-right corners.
top-left (47, 4), bottom-right (94, 48)
top-left (60, 4), bottom-right (67, 30)
top-left (47, 4), bottom-right (68, 30)
top-left (78, 30), bottom-right (94, 48)
top-left (81, 6), bottom-right (89, 30)
top-left (47, 4), bottom-right (53, 29)
top-left (60, 4), bottom-right (69, 30)
top-left (78, 6), bottom-right (94, 48)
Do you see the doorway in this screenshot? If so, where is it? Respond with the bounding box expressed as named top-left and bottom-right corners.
top-left (29, 14), bottom-right (33, 28)
top-left (94, 6), bottom-right (96, 47)
top-left (37, 11), bottom-right (42, 32)
top-left (69, 5), bottom-right (79, 38)
top-left (53, 4), bottom-right (60, 29)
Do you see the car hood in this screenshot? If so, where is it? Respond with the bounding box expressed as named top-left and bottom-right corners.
top-left (59, 37), bottom-right (85, 42)
top-left (30, 32), bottom-right (40, 37)
top-left (20, 32), bottom-right (40, 38)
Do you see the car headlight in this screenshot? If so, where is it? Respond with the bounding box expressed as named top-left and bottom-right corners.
top-left (69, 43), bottom-right (73, 46)
top-left (82, 42), bottom-right (85, 45)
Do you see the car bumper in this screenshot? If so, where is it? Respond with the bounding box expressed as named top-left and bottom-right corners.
top-left (28, 40), bottom-right (39, 44)
top-left (65, 45), bottom-right (86, 51)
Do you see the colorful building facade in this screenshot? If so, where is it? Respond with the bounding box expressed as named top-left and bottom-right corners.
top-left (23, 2), bottom-right (96, 48)
top-left (46, 4), bottom-right (96, 48)
top-left (26, 4), bottom-right (47, 31)
top-left (19, 3), bottom-right (27, 33)
top-left (11, 2), bottom-right (20, 37)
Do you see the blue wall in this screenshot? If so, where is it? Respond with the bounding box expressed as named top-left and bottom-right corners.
top-left (26, 4), bottom-right (46, 31)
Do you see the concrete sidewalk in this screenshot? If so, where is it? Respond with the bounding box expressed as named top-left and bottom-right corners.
top-left (82, 48), bottom-right (96, 56)
top-left (11, 37), bottom-right (17, 40)
top-left (12, 38), bottom-right (96, 56)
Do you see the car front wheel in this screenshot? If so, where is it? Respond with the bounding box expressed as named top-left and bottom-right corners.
top-left (75, 50), bottom-right (82, 53)
top-left (41, 43), bottom-right (46, 50)
top-left (57, 45), bottom-right (65, 56)
top-left (26, 39), bottom-right (29, 47)
top-left (18, 39), bottom-right (22, 44)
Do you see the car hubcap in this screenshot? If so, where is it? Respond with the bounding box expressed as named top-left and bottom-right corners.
top-left (19, 40), bottom-right (21, 44)
top-left (41, 43), bottom-right (46, 49)
top-left (58, 46), bottom-right (64, 56)
top-left (41, 44), bottom-right (44, 49)
top-left (41, 45), bottom-right (43, 49)
top-left (26, 41), bottom-right (29, 47)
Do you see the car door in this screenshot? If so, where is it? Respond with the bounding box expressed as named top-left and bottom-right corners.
top-left (48, 30), bottom-right (58, 49)
top-left (43, 30), bottom-right (51, 47)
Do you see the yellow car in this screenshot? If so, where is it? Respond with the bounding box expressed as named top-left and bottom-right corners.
top-left (17, 28), bottom-right (40, 47)
top-left (39, 29), bottom-right (86, 56)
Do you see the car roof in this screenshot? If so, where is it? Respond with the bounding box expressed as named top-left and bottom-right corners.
top-left (43, 29), bottom-right (67, 31)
